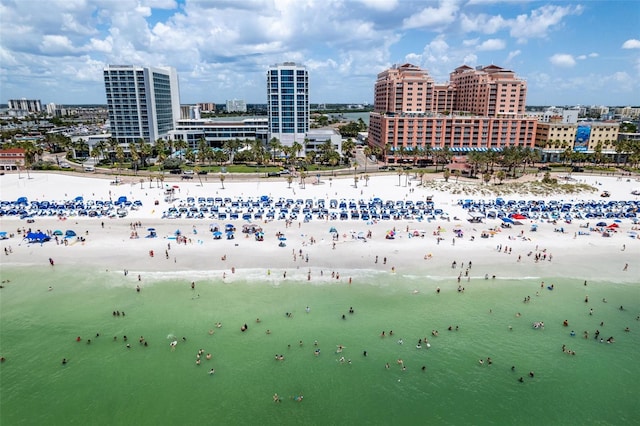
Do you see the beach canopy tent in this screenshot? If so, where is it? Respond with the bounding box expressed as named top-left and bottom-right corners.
top-left (116, 196), bottom-right (127, 204)
top-left (65, 230), bottom-right (76, 238)
top-left (329, 227), bottom-right (337, 233)
top-left (53, 230), bottom-right (63, 236)
top-left (0, 231), bottom-right (8, 240)
top-left (467, 212), bottom-right (484, 223)
top-left (213, 231), bottom-right (222, 239)
top-left (226, 231), bottom-right (235, 240)
top-left (25, 231), bottom-right (50, 243)
top-left (146, 228), bottom-right (157, 238)
top-left (75, 196), bottom-right (83, 202)
top-left (16, 197), bottom-right (28, 205)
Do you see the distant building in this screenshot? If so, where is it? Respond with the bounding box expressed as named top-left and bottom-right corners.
top-left (304, 129), bottom-right (342, 155)
top-left (536, 121), bottom-right (619, 162)
top-left (369, 64), bottom-right (535, 162)
top-left (170, 118), bottom-right (269, 149)
top-left (197, 103), bottom-right (216, 113)
top-left (7, 99), bottom-right (42, 116)
top-left (528, 106), bottom-right (579, 124)
top-left (449, 65), bottom-right (527, 117)
top-left (226, 99), bottom-right (247, 113)
top-left (0, 148), bottom-right (26, 170)
top-left (267, 62), bottom-right (309, 149)
top-left (103, 65), bottom-right (181, 145)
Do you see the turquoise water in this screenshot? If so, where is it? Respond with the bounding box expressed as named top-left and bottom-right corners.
top-left (1, 266), bottom-right (638, 425)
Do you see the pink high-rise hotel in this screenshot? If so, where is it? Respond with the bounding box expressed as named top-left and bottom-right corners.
top-left (368, 64), bottom-right (537, 161)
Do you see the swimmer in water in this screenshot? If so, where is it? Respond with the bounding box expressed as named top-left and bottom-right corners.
top-left (209, 369), bottom-right (215, 375)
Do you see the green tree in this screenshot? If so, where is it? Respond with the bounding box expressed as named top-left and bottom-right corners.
top-left (219, 174), bottom-right (225, 189)
top-left (443, 168), bottom-right (451, 182)
top-left (268, 137), bottom-right (281, 164)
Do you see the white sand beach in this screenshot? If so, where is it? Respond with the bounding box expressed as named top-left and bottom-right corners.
top-left (1, 171), bottom-right (639, 284)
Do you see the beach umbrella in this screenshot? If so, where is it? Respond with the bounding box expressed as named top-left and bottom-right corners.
top-left (502, 217), bottom-right (514, 224)
top-left (65, 230), bottom-right (76, 237)
top-left (53, 230), bottom-right (63, 236)
top-left (213, 231), bottom-right (222, 239)
top-left (175, 229), bottom-right (181, 235)
top-left (147, 228), bottom-right (155, 231)
top-left (614, 219), bottom-right (622, 223)
top-left (596, 222), bottom-right (606, 227)
top-left (329, 226), bottom-right (337, 233)
top-left (279, 236), bottom-right (287, 241)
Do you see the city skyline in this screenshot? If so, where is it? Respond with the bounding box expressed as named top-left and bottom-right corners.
top-left (1, 0), bottom-right (638, 106)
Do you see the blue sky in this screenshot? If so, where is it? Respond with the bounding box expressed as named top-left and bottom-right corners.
top-left (1, 0), bottom-right (638, 106)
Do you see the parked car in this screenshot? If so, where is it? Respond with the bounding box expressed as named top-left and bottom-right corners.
top-left (538, 166), bottom-right (551, 171)
top-left (197, 170), bottom-right (208, 175)
top-left (571, 166), bottom-right (584, 172)
top-left (183, 170), bottom-right (194, 175)
top-left (169, 169), bottom-right (182, 174)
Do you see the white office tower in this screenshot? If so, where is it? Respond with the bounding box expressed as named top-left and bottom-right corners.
top-left (267, 62), bottom-right (309, 148)
top-left (103, 65), bottom-right (181, 144)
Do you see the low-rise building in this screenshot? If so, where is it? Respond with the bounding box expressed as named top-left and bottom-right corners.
top-left (0, 148), bottom-right (26, 170)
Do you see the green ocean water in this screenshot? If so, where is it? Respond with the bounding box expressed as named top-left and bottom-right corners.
top-left (1, 266), bottom-right (639, 426)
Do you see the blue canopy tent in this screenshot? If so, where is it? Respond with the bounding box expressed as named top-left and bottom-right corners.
top-left (25, 231), bottom-right (50, 243)
top-left (65, 230), bottom-right (77, 238)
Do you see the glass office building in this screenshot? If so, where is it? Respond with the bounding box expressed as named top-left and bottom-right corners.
top-left (267, 62), bottom-right (309, 148)
top-left (104, 65), bottom-right (180, 145)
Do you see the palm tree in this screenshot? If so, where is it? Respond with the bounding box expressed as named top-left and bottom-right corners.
top-left (364, 174), bottom-right (370, 187)
top-left (496, 170), bottom-right (506, 185)
top-left (291, 141), bottom-right (303, 160)
top-left (194, 165), bottom-right (203, 186)
top-left (115, 146), bottom-right (125, 175)
top-left (443, 168), bottom-right (451, 182)
top-left (454, 169), bottom-right (461, 182)
top-left (268, 137), bottom-right (281, 165)
top-left (299, 171), bottom-right (307, 189)
top-left (353, 175), bottom-right (359, 188)
top-left (363, 146), bottom-right (372, 172)
top-left (219, 174), bottom-right (226, 189)
top-left (483, 172), bottom-right (492, 185)
top-left (129, 142), bottom-right (140, 174)
top-left (397, 171), bottom-right (402, 186)
top-left (342, 138), bottom-right (355, 159)
top-left (174, 139), bottom-right (188, 161)
top-left (287, 175), bottom-right (293, 188)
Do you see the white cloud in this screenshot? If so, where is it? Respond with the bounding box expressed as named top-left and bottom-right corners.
top-left (477, 38), bottom-right (505, 51)
top-left (549, 53), bottom-right (576, 67)
top-left (588, 52), bottom-right (598, 58)
top-left (463, 38), bottom-right (478, 46)
top-left (459, 13), bottom-right (506, 34)
top-left (355, 0), bottom-right (399, 12)
top-left (622, 39), bottom-right (640, 49)
top-left (505, 49), bottom-right (521, 63)
top-left (402, 0), bottom-right (459, 30)
top-left (510, 5), bottom-right (583, 42)
top-left (40, 35), bottom-right (77, 55)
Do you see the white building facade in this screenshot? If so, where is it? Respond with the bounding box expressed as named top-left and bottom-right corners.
top-left (267, 62), bottom-right (309, 149)
top-left (103, 65), bottom-right (181, 145)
